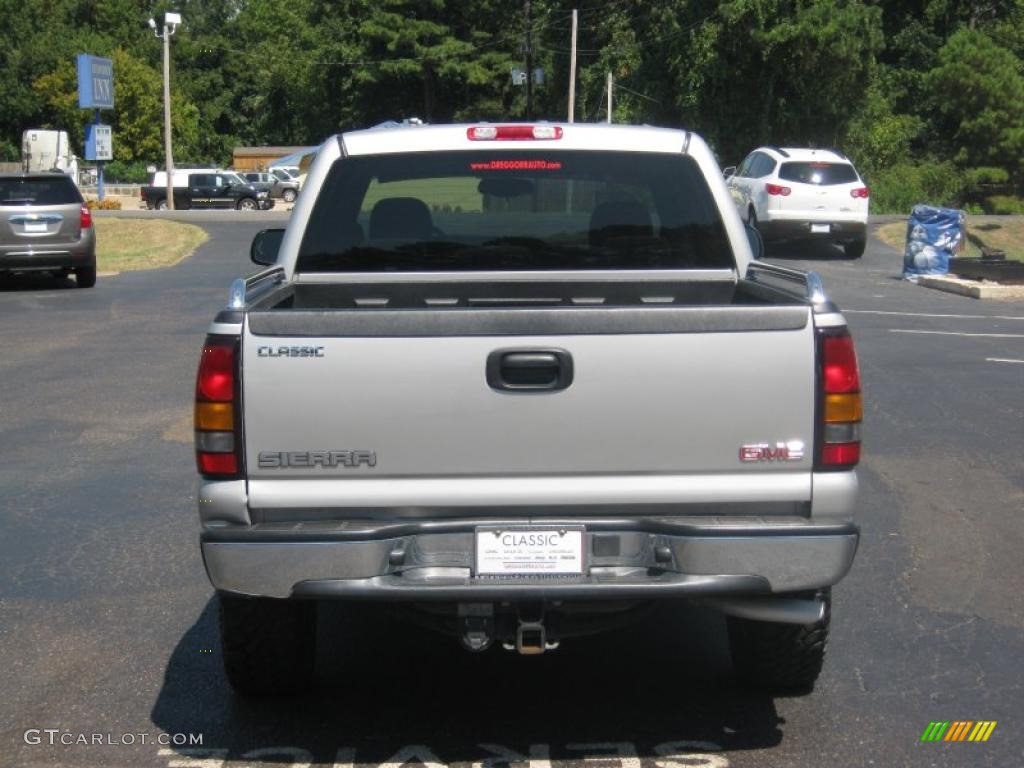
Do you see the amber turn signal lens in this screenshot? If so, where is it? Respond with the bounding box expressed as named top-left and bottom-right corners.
top-left (195, 401), bottom-right (234, 431)
top-left (824, 393), bottom-right (862, 423)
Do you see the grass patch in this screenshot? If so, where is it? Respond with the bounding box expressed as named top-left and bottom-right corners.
top-left (875, 222), bottom-right (908, 252)
top-left (360, 177), bottom-right (483, 214)
top-left (94, 218), bottom-right (208, 273)
top-left (875, 217), bottom-right (1024, 261)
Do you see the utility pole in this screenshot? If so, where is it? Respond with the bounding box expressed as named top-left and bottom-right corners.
top-left (607, 71), bottom-right (613, 123)
top-left (568, 9), bottom-right (578, 122)
top-left (162, 26), bottom-right (174, 209)
top-left (524, 0), bottom-right (533, 119)
top-left (150, 12), bottom-right (181, 210)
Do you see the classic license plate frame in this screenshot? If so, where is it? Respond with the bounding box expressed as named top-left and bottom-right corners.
top-left (475, 526), bottom-right (586, 577)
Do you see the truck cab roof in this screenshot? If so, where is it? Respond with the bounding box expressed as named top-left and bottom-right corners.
top-left (339, 122), bottom-right (695, 157)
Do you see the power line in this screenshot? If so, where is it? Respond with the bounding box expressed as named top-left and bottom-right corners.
top-left (575, 0), bottom-right (637, 18)
top-left (612, 81), bottom-right (661, 105)
top-left (538, 5), bottom-right (721, 58)
top-left (191, 8), bottom-right (575, 69)
top-left (190, 7), bottom-right (720, 84)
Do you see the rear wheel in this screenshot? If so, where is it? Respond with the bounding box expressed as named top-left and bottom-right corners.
top-left (844, 237), bottom-right (866, 259)
top-left (748, 207), bottom-right (758, 228)
top-left (282, 189), bottom-right (297, 203)
top-left (219, 594), bottom-right (316, 695)
top-left (74, 264), bottom-right (97, 288)
top-left (155, 198), bottom-right (169, 211)
top-left (728, 588), bottom-right (830, 692)
top-left (237, 197), bottom-right (258, 211)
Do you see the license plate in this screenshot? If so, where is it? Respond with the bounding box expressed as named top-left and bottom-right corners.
top-left (475, 527), bottom-right (585, 577)
top-left (810, 223), bottom-right (831, 234)
top-left (23, 222), bottom-right (47, 233)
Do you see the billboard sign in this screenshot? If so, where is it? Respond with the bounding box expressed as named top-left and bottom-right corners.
top-left (77, 54), bottom-right (114, 109)
top-left (85, 124), bottom-right (113, 161)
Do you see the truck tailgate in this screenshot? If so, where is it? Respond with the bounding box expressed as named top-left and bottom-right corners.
top-left (241, 306), bottom-right (816, 512)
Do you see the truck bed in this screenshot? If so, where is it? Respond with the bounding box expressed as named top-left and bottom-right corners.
top-left (251, 274), bottom-right (799, 311)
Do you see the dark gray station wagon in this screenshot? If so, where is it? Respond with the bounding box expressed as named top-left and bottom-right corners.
top-left (0, 173), bottom-right (96, 287)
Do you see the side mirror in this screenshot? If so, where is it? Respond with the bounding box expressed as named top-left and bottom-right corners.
top-left (723, 166), bottom-right (737, 179)
top-left (251, 228), bottom-right (285, 265)
top-left (745, 222), bottom-right (765, 260)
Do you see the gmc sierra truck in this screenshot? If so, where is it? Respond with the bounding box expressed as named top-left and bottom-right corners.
top-left (194, 123), bottom-right (862, 695)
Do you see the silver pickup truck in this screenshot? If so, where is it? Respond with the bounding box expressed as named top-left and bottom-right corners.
top-left (194, 123), bottom-right (862, 695)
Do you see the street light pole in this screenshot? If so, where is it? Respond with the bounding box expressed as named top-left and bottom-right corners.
top-left (150, 12), bottom-right (181, 210)
top-left (568, 9), bottom-right (577, 123)
top-left (162, 23), bottom-right (174, 210)
top-left (524, 0), bottom-right (533, 120)
top-left (607, 71), bottom-right (613, 124)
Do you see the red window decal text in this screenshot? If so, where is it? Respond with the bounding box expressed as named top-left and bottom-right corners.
top-left (469, 160), bottom-right (563, 171)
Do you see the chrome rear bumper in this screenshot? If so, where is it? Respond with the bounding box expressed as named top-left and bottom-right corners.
top-left (201, 517), bottom-right (858, 601)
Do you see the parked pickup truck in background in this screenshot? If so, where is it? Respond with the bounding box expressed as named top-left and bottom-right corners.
top-left (142, 171), bottom-right (273, 210)
top-left (194, 123), bottom-right (862, 695)
top-left (242, 171), bottom-right (300, 203)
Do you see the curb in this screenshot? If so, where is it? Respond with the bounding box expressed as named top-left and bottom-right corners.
top-left (916, 275), bottom-right (1024, 300)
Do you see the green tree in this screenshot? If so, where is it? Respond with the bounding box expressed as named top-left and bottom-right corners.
top-left (659, 0), bottom-right (885, 163)
top-left (843, 83), bottom-right (922, 177)
top-left (33, 48), bottom-right (201, 164)
top-left (924, 27), bottom-right (1024, 180)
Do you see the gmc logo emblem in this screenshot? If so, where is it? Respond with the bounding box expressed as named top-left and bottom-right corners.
top-left (739, 441), bottom-right (805, 462)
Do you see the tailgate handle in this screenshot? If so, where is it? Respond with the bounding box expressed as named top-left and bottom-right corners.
top-left (487, 349), bottom-right (573, 392)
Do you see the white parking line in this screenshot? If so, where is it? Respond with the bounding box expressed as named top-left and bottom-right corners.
top-left (849, 310), bottom-right (1024, 321)
top-left (986, 358), bottom-right (1024, 364)
top-left (889, 329), bottom-right (1024, 339)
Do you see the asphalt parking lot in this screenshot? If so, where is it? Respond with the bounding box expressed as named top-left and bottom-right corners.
top-left (1, 217), bottom-right (1022, 768)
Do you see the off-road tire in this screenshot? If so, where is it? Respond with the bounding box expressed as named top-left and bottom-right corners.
top-left (74, 265), bottom-right (97, 288)
top-left (219, 594), bottom-right (316, 695)
top-left (728, 588), bottom-right (830, 692)
top-left (237, 197), bottom-right (258, 211)
top-left (844, 238), bottom-right (866, 259)
top-left (282, 189), bottom-right (297, 203)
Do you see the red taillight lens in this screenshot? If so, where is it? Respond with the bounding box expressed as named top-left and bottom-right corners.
top-left (195, 336), bottom-right (241, 478)
top-left (467, 125), bottom-right (563, 141)
top-left (818, 330), bottom-right (862, 470)
top-left (198, 453), bottom-right (238, 475)
top-left (821, 443), bottom-right (860, 466)
top-left (80, 204), bottom-right (92, 229)
top-left (196, 345), bottom-right (235, 401)
top-left (766, 183), bottom-right (791, 196)
top-left (850, 187), bottom-right (869, 199)
top-left (822, 335), bottom-right (860, 393)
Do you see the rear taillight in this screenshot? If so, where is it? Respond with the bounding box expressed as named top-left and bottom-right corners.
top-left (467, 125), bottom-right (564, 141)
top-left (766, 183), bottom-right (791, 196)
top-left (80, 204), bottom-right (92, 229)
top-left (850, 187), bottom-right (869, 199)
top-left (195, 335), bottom-right (242, 478)
top-left (817, 330), bottom-right (862, 470)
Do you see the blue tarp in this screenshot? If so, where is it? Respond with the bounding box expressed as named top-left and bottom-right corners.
top-left (903, 205), bottom-right (966, 280)
top-left (267, 148), bottom-right (316, 170)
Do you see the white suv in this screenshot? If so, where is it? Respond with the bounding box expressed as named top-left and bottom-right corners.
top-left (725, 147), bottom-right (869, 258)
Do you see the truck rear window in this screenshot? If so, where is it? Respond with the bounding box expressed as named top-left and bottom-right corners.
top-left (297, 151), bottom-right (732, 272)
top-left (778, 162), bottom-right (858, 186)
top-left (0, 177), bottom-right (82, 206)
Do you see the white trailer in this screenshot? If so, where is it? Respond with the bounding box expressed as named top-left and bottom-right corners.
top-left (21, 129), bottom-right (79, 181)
